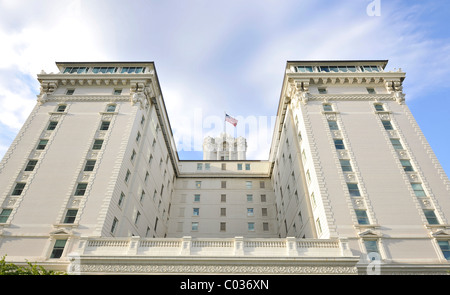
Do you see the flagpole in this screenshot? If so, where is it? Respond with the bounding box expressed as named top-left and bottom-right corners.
top-left (224, 111), bottom-right (226, 135)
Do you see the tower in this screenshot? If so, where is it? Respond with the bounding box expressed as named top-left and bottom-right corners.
top-left (202, 133), bottom-right (247, 160)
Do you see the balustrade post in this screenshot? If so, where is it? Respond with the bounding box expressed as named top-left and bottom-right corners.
top-left (339, 238), bottom-right (352, 257)
top-left (234, 236), bottom-right (244, 256)
top-left (127, 236), bottom-right (140, 255)
top-left (286, 237), bottom-right (297, 256)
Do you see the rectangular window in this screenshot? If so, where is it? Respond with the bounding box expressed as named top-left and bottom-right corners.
top-left (135, 211), bottom-right (141, 224)
top-left (247, 194), bottom-right (253, 202)
top-left (438, 241), bottom-right (450, 260)
top-left (221, 194), bottom-right (226, 203)
top-left (367, 88), bottom-right (376, 94)
top-left (130, 150), bottom-right (136, 161)
top-left (84, 160), bottom-right (96, 172)
top-left (246, 181), bottom-right (252, 189)
top-left (316, 218), bottom-right (322, 235)
top-left (423, 209), bottom-right (439, 225)
top-left (118, 192), bottom-right (125, 207)
top-left (47, 121), bottom-right (58, 130)
top-left (0, 209), bottom-right (12, 223)
top-left (140, 190), bottom-right (146, 202)
top-left (197, 163), bottom-right (203, 170)
top-left (12, 183), bottom-right (26, 196)
top-left (260, 194), bottom-right (266, 202)
top-left (205, 163), bottom-right (210, 171)
top-left (106, 104), bottom-right (116, 112)
top-left (66, 89), bottom-right (75, 95)
top-left (36, 139), bottom-right (48, 150)
top-left (136, 132), bottom-right (141, 142)
top-left (50, 239), bottom-right (67, 259)
top-left (390, 138), bottom-right (403, 150)
top-left (347, 183), bottom-right (361, 197)
top-left (382, 120), bottom-right (394, 130)
top-left (318, 88), bottom-right (327, 94)
top-left (24, 160), bottom-right (38, 171)
top-left (248, 222), bottom-right (255, 231)
top-left (400, 159), bottom-right (414, 172)
top-left (262, 208), bottom-right (268, 216)
top-left (328, 120), bottom-right (339, 130)
top-left (263, 222), bottom-right (269, 231)
top-left (334, 139), bottom-right (345, 150)
top-left (74, 183), bottom-right (87, 196)
top-left (411, 183), bottom-right (426, 197)
top-left (125, 170), bottom-right (131, 183)
top-left (56, 105), bottom-right (67, 112)
top-left (63, 209), bottom-right (78, 223)
top-left (220, 222), bottom-right (226, 232)
top-left (237, 163), bottom-right (243, 170)
top-left (374, 104), bottom-right (384, 111)
top-left (92, 139), bottom-right (103, 150)
top-left (355, 209), bottom-right (370, 225)
top-left (323, 104), bottom-right (333, 112)
top-left (220, 208), bottom-right (226, 217)
top-left (364, 240), bottom-right (380, 256)
top-left (191, 222), bottom-right (199, 231)
top-left (245, 163), bottom-right (250, 170)
top-left (221, 163), bottom-right (226, 170)
top-left (340, 159), bottom-right (352, 172)
top-left (247, 208), bottom-right (254, 216)
top-left (194, 194), bottom-right (200, 202)
top-left (114, 89), bottom-right (122, 95)
top-left (193, 208), bottom-right (199, 216)
top-left (100, 121), bottom-right (110, 130)
top-left (221, 181), bottom-right (227, 189)
top-left (195, 181), bottom-right (201, 189)
top-left (111, 217), bottom-right (118, 234)
top-left (260, 181), bottom-right (265, 188)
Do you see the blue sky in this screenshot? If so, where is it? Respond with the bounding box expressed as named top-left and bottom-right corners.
top-left (0, 0), bottom-right (449, 177)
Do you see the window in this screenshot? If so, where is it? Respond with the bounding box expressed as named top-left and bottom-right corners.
top-left (118, 192), bottom-right (125, 207)
top-left (193, 208), bottom-right (199, 216)
top-left (220, 208), bottom-right (226, 217)
top-left (247, 194), bottom-right (253, 202)
top-left (295, 66), bottom-right (313, 72)
top-left (63, 67), bottom-right (89, 74)
top-left (136, 132), bottom-right (141, 142)
top-left (263, 222), bottom-right (269, 231)
top-left (438, 241), bottom-right (450, 260)
top-left (56, 105), bottom-right (67, 112)
top-left (195, 181), bottom-right (201, 188)
top-left (111, 217), bottom-right (118, 234)
top-left (197, 163), bottom-right (203, 171)
top-left (36, 139), bottom-right (48, 150)
top-left (63, 209), bottom-right (78, 223)
top-left (84, 160), bottom-right (96, 172)
top-left (355, 209), bottom-right (370, 225)
top-left (140, 115), bottom-right (145, 126)
top-left (47, 121), bottom-right (58, 130)
top-left (221, 194), bottom-right (226, 203)
top-left (367, 88), bottom-right (376, 94)
top-left (310, 192), bottom-right (317, 208)
top-left (260, 194), bottom-right (266, 202)
top-left (74, 183), bottom-right (87, 196)
top-left (194, 194), bottom-right (200, 202)
top-left (237, 163), bottom-right (243, 170)
top-left (0, 209), bottom-right (12, 223)
top-left (121, 67), bottom-right (144, 74)
top-left (92, 67), bottom-right (117, 74)
top-left (364, 240), bottom-right (380, 258)
top-left (374, 104), bottom-right (384, 111)
top-left (390, 138), bottom-right (403, 150)
top-left (100, 121), bottom-right (110, 131)
top-left (221, 163), bottom-right (226, 170)
top-left (92, 139), bottom-right (103, 150)
top-left (140, 190), bottom-right (146, 202)
top-left (66, 89), bottom-right (75, 95)
top-left (328, 120), bottom-right (339, 130)
top-left (130, 150), bottom-right (136, 161)
top-left (106, 104), bottom-right (116, 112)
top-left (135, 211), bottom-right (141, 225)
top-left (340, 159), bottom-right (352, 172)
top-left (113, 89), bottom-right (122, 95)
top-left (260, 181), bottom-right (265, 188)
top-left (382, 120), bottom-right (394, 130)
top-left (361, 65), bottom-right (380, 72)
top-left (247, 208), bottom-right (254, 216)
top-left (50, 239), bottom-right (67, 259)
top-left (347, 183), bottom-right (361, 197)
top-left (221, 181), bottom-right (226, 189)
top-left (334, 139), bottom-right (345, 150)
top-left (400, 159), bottom-right (414, 172)
top-left (318, 88), bottom-right (327, 94)
top-left (423, 209), bottom-right (439, 225)
top-left (125, 170), bottom-right (131, 183)
top-left (12, 183), bottom-right (26, 196)
top-left (262, 208), bottom-right (268, 217)
top-left (191, 222), bottom-right (199, 231)
top-left (248, 222), bottom-right (255, 231)
top-left (323, 104), bottom-right (333, 112)
top-left (245, 163), bottom-right (250, 170)
top-left (205, 163), bottom-right (210, 171)
top-left (24, 160), bottom-right (38, 171)
top-left (246, 181), bottom-right (252, 189)
top-left (411, 183), bottom-right (426, 197)
top-left (316, 218), bottom-right (322, 235)
top-left (220, 222), bottom-right (226, 232)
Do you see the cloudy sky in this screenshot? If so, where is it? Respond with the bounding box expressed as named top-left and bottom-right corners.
top-left (0, 0), bottom-right (449, 176)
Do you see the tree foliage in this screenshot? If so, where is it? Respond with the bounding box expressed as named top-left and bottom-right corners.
top-left (0, 255), bottom-right (65, 275)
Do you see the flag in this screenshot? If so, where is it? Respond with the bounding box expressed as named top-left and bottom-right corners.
top-left (225, 113), bottom-right (238, 127)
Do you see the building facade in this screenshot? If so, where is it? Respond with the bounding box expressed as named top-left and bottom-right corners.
top-left (0, 61), bottom-right (449, 274)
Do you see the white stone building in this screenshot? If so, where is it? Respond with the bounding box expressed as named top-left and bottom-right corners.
top-left (0, 61), bottom-right (449, 275)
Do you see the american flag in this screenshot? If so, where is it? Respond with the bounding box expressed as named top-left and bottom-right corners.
top-left (225, 113), bottom-right (238, 127)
